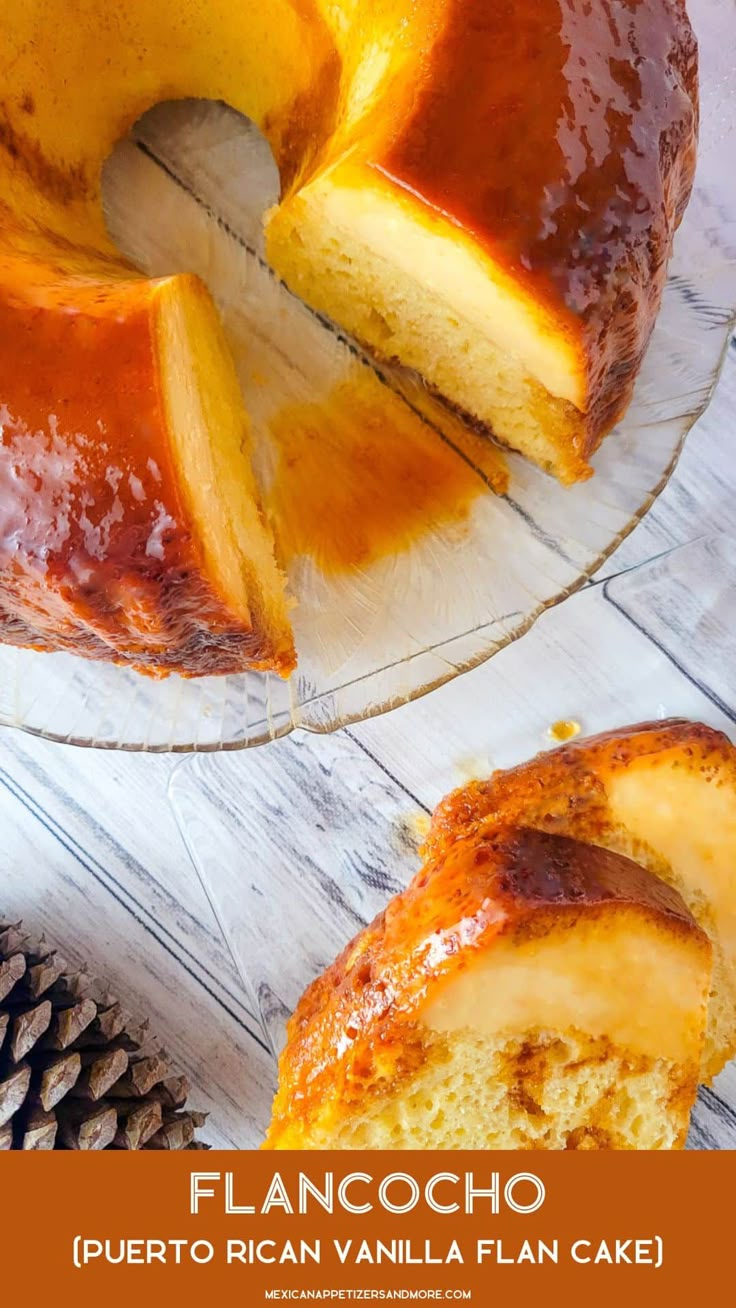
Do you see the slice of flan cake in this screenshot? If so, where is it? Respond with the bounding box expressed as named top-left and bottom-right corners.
top-left (428, 721), bottom-right (736, 1081)
top-left (266, 827), bottom-right (711, 1150)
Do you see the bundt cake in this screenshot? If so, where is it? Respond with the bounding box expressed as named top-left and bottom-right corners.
top-left (265, 826), bottom-right (711, 1150)
top-left (0, 2), bottom-right (698, 674)
top-left (427, 720), bottom-right (736, 1080)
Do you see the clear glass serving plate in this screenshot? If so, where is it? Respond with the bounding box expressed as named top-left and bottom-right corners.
top-left (0, 0), bottom-right (734, 751)
top-left (170, 534), bottom-right (736, 1147)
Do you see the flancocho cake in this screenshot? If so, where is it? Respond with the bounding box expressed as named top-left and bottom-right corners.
top-left (0, 2), bottom-right (698, 675)
top-left (266, 722), bottom-right (736, 1150)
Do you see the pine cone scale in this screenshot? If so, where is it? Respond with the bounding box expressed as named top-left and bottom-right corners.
top-left (0, 955), bottom-right (26, 1003)
top-left (10, 1000), bottom-right (53, 1062)
top-left (0, 1064), bottom-right (31, 1128)
top-left (37, 1053), bottom-right (82, 1110)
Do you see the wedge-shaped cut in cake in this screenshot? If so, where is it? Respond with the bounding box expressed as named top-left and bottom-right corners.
top-left (428, 720), bottom-right (736, 1081)
top-left (265, 827), bottom-right (711, 1150)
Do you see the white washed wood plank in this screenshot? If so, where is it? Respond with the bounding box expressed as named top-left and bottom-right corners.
top-left (351, 543), bottom-right (731, 811)
top-left (172, 732), bottom-right (420, 1065)
top-left (0, 735), bottom-right (243, 1003)
top-left (0, 733), bottom-right (272, 1147)
top-left (596, 342), bottom-right (736, 575)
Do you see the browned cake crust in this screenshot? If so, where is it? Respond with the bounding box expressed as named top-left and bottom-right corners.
top-left (265, 824), bottom-right (706, 1147)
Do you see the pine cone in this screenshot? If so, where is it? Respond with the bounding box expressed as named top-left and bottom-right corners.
top-left (0, 920), bottom-right (209, 1150)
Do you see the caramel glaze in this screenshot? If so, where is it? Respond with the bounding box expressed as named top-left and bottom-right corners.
top-left (265, 823), bottom-right (703, 1147)
top-left (378, 0), bottom-right (698, 453)
top-left (266, 373), bottom-right (490, 574)
top-left (0, 276), bottom-right (293, 677)
top-left (426, 718), bottom-right (736, 863)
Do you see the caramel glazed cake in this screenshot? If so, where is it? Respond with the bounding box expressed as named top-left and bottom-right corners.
top-left (0, 2), bottom-right (698, 677)
top-left (266, 722), bottom-right (736, 1150)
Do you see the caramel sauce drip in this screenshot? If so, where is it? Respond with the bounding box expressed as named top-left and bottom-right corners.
top-left (266, 373), bottom-right (488, 575)
top-left (549, 719), bottom-right (581, 743)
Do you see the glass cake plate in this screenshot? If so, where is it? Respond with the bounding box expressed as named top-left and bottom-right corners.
top-left (0, 0), bottom-right (734, 751)
top-left (170, 534), bottom-right (736, 1147)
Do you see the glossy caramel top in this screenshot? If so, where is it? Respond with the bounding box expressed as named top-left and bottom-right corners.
top-left (427, 719), bottom-right (736, 861)
top-left (265, 821), bottom-right (700, 1147)
top-left (378, 0), bottom-right (698, 430)
top-left (0, 265), bottom-right (293, 676)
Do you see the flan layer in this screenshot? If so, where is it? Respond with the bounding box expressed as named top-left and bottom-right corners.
top-left (265, 826), bottom-right (710, 1149)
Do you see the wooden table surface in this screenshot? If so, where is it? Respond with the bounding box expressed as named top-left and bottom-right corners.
top-left (1, 347), bottom-right (734, 1151)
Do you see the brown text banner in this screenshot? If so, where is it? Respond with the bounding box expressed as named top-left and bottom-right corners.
top-left (0, 1152), bottom-right (730, 1304)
